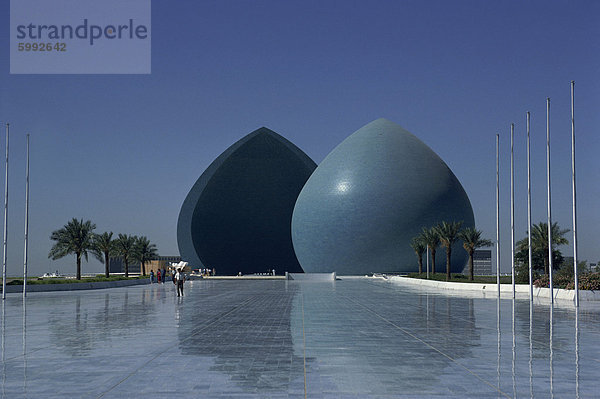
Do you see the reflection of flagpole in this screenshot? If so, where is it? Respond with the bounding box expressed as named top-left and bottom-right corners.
top-left (546, 98), bottom-right (554, 304)
top-left (496, 296), bottom-right (501, 388)
top-left (511, 298), bottom-right (516, 397)
top-left (1, 124), bottom-right (8, 301)
top-left (571, 81), bottom-right (579, 307)
top-left (575, 306), bottom-right (580, 397)
top-left (496, 134), bottom-right (500, 297)
top-left (22, 297), bottom-right (27, 392)
top-left (23, 135), bottom-right (30, 298)
top-left (510, 123), bottom-right (515, 299)
top-left (550, 303), bottom-right (554, 396)
top-left (527, 112), bottom-right (533, 302)
top-left (529, 301), bottom-right (533, 397)
top-left (2, 301), bottom-right (5, 394)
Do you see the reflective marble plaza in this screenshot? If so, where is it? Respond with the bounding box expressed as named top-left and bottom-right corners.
top-left (1, 278), bottom-right (599, 398)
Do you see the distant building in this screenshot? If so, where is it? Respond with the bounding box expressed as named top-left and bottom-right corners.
top-left (109, 255), bottom-right (181, 275)
top-left (461, 249), bottom-right (492, 276)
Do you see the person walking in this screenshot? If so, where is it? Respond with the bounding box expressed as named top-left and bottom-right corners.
top-left (157, 269), bottom-right (162, 284)
top-left (149, 270), bottom-right (154, 284)
top-left (175, 268), bottom-right (185, 297)
top-left (161, 268), bottom-right (166, 283)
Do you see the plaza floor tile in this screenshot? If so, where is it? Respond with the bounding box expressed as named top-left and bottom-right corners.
top-left (0, 278), bottom-right (598, 398)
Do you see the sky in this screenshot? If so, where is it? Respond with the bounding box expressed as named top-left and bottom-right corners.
top-left (0, 0), bottom-right (598, 277)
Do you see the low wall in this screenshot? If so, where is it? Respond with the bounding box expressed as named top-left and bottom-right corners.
top-left (199, 276), bottom-right (285, 280)
top-left (4, 278), bottom-right (150, 293)
top-left (287, 272), bottom-right (337, 281)
top-left (387, 276), bottom-right (600, 302)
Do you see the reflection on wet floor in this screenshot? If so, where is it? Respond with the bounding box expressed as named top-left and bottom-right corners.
top-left (0, 278), bottom-right (599, 398)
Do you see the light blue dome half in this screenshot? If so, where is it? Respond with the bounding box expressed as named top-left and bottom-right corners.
top-left (291, 118), bottom-right (475, 275)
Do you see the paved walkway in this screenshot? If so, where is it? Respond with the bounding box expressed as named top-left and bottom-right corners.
top-left (1, 278), bottom-right (599, 398)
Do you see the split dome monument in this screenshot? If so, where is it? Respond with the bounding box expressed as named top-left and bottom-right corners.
top-left (177, 118), bottom-right (474, 275)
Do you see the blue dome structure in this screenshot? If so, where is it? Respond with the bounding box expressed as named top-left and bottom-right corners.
top-left (177, 127), bottom-right (316, 275)
top-left (291, 118), bottom-right (475, 275)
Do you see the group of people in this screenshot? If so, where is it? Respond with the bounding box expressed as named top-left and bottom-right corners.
top-left (149, 267), bottom-right (186, 297)
top-left (199, 268), bottom-right (216, 276)
top-left (149, 268), bottom-right (167, 284)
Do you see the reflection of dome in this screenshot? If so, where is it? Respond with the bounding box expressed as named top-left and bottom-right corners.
top-left (178, 281), bottom-right (305, 392)
top-left (291, 118), bottom-right (474, 275)
top-left (177, 127), bottom-right (316, 275)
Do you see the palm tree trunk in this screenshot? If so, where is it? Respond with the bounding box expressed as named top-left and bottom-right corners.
top-left (446, 247), bottom-right (452, 281)
top-left (104, 251), bottom-right (110, 278)
top-left (431, 249), bottom-right (436, 274)
top-left (76, 253), bottom-right (82, 280)
top-left (141, 261), bottom-right (146, 276)
top-left (544, 255), bottom-right (549, 276)
top-left (468, 250), bottom-right (474, 281)
top-left (418, 254), bottom-right (423, 274)
top-left (125, 258), bottom-right (129, 278)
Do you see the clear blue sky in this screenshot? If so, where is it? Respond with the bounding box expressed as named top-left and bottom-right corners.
top-left (1, 0), bottom-right (598, 276)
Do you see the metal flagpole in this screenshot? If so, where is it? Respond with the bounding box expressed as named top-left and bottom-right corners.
top-left (496, 133), bottom-right (500, 297)
top-left (1, 124), bottom-right (8, 301)
top-left (23, 135), bottom-right (30, 298)
top-left (510, 124), bottom-right (515, 299)
top-left (571, 81), bottom-right (579, 307)
top-left (546, 98), bottom-right (554, 304)
top-left (527, 112), bottom-right (533, 302)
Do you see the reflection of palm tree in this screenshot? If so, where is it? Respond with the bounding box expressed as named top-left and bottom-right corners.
top-left (434, 221), bottom-right (463, 281)
top-left (114, 234), bottom-right (137, 277)
top-left (49, 291), bottom-right (154, 357)
top-left (48, 218), bottom-right (96, 280)
top-left (459, 227), bottom-right (493, 281)
top-left (134, 236), bottom-right (158, 277)
top-left (410, 235), bottom-right (426, 274)
top-left (421, 227), bottom-right (440, 274)
top-left (516, 222), bottom-right (568, 275)
top-left (92, 232), bottom-right (115, 278)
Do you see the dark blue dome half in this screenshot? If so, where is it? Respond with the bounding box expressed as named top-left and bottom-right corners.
top-left (177, 127), bottom-right (316, 275)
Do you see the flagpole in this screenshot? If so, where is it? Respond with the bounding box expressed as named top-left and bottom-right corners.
top-left (546, 98), bottom-right (554, 304)
top-left (496, 133), bottom-right (500, 297)
top-left (527, 112), bottom-right (533, 302)
top-left (1, 124), bottom-right (8, 301)
top-left (571, 81), bottom-right (579, 307)
top-left (23, 134), bottom-right (30, 298)
top-left (510, 123), bottom-right (515, 299)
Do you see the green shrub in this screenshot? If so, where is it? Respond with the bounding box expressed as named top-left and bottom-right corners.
top-left (406, 273), bottom-right (514, 284)
top-left (3, 275), bottom-right (142, 286)
top-left (534, 272), bottom-right (600, 290)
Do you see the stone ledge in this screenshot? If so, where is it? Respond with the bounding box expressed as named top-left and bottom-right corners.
top-left (4, 278), bottom-right (150, 293)
top-left (386, 276), bottom-right (600, 302)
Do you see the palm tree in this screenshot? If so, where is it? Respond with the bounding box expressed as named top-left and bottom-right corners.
top-left (421, 227), bottom-right (440, 275)
top-left (114, 234), bottom-right (138, 278)
top-left (134, 236), bottom-right (158, 276)
top-left (458, 227), bottom-right (493, 281)
top-left (92, 232), bottom-right (115, 278)
top-left (410, 235), bottom-right (427, 274)
top-left (434, 221), bottom-right (463, 281)
top-left (48, 218), bottom-right (96, 280)
top-left (516, 222), bottom-right (569, 276)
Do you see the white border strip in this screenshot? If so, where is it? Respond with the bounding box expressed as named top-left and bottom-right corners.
top-left (386, 276), bottom-right (599, 302)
